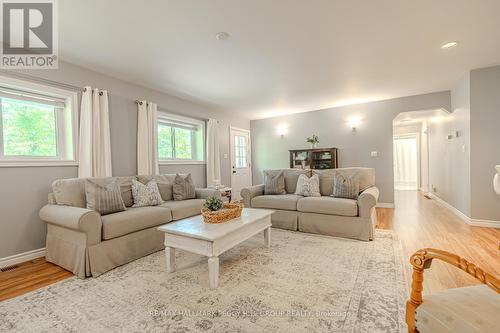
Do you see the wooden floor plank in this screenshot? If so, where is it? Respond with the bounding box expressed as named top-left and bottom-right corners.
top-left (0, 189), bottom-right (498, 302)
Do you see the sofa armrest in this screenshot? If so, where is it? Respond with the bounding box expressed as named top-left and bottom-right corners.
top-left (357, 186), bottom-right (379, 218)
top-left (39, 204), bottom-right (102, 245)
top-left (195, 188), bottom-right (221, 200)
top-left (241, 184), bottom-right (265, 207)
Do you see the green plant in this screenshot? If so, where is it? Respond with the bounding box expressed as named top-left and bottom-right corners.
top-left (306, 134), bottom-right (319, 145)
top-left (204, 196), bottom-right (224, 211)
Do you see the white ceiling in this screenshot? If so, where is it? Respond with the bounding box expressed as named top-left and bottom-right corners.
top-left (59, 0), bottom-right (500, 119)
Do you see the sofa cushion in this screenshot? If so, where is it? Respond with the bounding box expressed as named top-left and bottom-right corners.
top-left (297, 196), bottom-right (358, 216)
top-left (101, 206), bottom-right (172, 240)
top-left (263, 169), bottom-right (311, 194)
top-left (52, 176), bottom-right (136, 208)
top-left (159, 199), bottom-right (205, 220)
top-left (131, 179), bottom-right (164, 207)
top-left (313, 168), bottom-right (375, 196)
top-left (294, 174), bottom-right (321, 197)
top-left (416, 285), bottom-right (500, 333)
top-left (85, 179), bottom-right (126, 215)
top-left (138, 174), bottom-right (175, 201)
top-left (173, 174), bottom-right (196, 201)
top-left (332, 173), bottom-right (360, 199)
top-left (52, 178), bottom-right (86, 208)
top-left (264, 171), bottom-right (286, 195)
top-left (251, 194), bottom-right (303, 211)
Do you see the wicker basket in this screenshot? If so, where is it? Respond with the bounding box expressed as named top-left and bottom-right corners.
top-left (201, 202), bottom-right (244, 224)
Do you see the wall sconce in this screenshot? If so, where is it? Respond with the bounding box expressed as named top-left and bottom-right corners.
top-left (276, 124), bottom-right (288, 137)
top-left (494, 165), bottom-right (500, 195)
top-left (349, 118), bottom-right (361, 132)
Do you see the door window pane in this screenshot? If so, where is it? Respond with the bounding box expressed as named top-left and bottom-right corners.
top-left (2, 98), bottom-right (57, 157)
top-left (234, 135), bottom-right (247, 168)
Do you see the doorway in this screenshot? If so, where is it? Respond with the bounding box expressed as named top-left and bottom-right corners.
top-left (393, 134), bottom-right (419, 190)
top-left (230, 127), bottom-right (252, 201)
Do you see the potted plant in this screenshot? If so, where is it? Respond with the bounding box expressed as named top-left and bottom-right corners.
top-left (203, 196), bottom-right (224, 211)
top-left (306, 134), bottom-right (319, 148)
top-left (201, 196), bottom-right (244, 224)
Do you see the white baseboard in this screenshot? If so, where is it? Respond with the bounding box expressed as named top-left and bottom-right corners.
top-left (376, 202), bottom-right (395, 208)
top-left (468, 219), bottom-right (500, 228)
top-left (0, 248), bottom-right (46, 269)
top-left (427, 193), bottom-right (500, 229)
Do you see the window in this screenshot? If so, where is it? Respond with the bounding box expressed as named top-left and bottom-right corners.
top-left (234, 135), bottom-right (248, 168)
top-left (0, 76), bottom-right (77, 166)
top-left (157, 111), bottom-right (205, 163)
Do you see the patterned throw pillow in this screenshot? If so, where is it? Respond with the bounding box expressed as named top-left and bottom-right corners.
top-left (294, 174), bottom-right (321, 197)
top-left (264, 171), bottom-right (286, 195)
top-left (131, 179), bottom-right (164, 207)
top-left (173, 174), bottom-right (196, 201)
top-left (85, 179), bottom-right (126, 215)
top-left (332, 173), bottom-right (360, 199)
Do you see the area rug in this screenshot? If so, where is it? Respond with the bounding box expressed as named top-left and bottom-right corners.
top-left (0, 229), bottom-right (408, 333)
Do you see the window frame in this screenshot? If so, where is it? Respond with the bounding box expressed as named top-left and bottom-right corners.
top-left (0, 76), bottom-right (78, 167)
top-left (157, 111), bottom-right (205, 165)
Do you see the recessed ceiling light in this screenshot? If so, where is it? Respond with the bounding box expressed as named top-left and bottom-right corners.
top-left (215, 32), bottom-right (230, 40)
top-left (441, 41), bottom-right (458, 49)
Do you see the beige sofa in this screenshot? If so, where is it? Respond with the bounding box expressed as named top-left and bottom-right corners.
top-left (39, 175), bottom-right (220, 278)
top-left (241, 168), bottom-right (379, 241)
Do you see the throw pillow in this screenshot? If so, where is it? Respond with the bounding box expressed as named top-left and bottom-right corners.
top-left (294, 174), bottom-right (321, 197)
top-left (131, 178), bottom-right (164, 207)
top-left (138, 175), bottom-right (175, 201)
top-left (85, 179), bottom-right (126, 215)
top-left (173, 174), bottom-right (196, 201)
top-left (332, 173), bottom-right (360, 199)
top-left (264, 171), bottom-right (286, 195)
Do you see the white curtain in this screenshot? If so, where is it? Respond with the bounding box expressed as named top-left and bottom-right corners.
top-left (206, 118), bottom-right (221, 187)
top-left (78, 86), bottom-right (112, 178)
top-left (393, 136), bottom-right (418, 190)
top-left (137, 100), bottom-right (159, 175)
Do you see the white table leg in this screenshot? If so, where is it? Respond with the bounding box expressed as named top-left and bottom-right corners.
top-left (264, 227), bottom-right (271, 248)
top-left (208, 256), bottom-right (219, 289)
top-left (165, 246), bottom-right (175, 273)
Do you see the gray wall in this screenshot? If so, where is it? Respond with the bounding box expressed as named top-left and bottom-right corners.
top-left (428, 75), bottom-right (471, 216)
top-left (470, 65), bottom-right (500, 221)
top-left (0, 61), bottom-right (249, 259)
top-left (250, 92), bottom-right (451, 204)
top-left (427, 74), bottom-right (471, 216)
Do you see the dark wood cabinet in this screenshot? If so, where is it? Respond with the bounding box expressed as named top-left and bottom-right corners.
top-left (289, 148), bottom-right (338, 169)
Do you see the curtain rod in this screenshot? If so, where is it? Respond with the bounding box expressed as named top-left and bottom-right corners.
top-left (0, 70), bottom-right (84, 92)
top-left (135, 99), bottom-right (216, 122)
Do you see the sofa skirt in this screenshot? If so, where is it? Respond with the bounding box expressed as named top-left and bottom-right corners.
top-left (297, 211), bottom-right (375, 241)
top-left (269, 210), bottom-right (298, 231)
top-left (46, 224), bottom-right (165, 278)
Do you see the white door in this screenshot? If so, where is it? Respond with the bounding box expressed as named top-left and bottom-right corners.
top-left (230, 127), bottom-right (252, 202)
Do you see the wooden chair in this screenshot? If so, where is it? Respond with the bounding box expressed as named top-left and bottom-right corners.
top-left (406, 248), bottom-right (500, 333)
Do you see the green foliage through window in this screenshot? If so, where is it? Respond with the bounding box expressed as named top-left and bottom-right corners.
top-left (157, 112), bottom-right (204, 162)
top-left (1, 98), bottom-right (57, 157)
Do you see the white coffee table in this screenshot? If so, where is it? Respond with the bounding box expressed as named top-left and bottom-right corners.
top-left (158, 208), bottom-right (274, 289)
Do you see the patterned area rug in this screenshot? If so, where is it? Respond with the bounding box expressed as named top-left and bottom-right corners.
top-left (0, 229), bottom-right (408, 333)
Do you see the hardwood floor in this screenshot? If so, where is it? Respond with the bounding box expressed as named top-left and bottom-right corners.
top-left (378, 190), bottom-right (500, 294)
top-left (0, 258), bottom-right (72, 302)
top-left (1, 190), bottom-right (498, 302)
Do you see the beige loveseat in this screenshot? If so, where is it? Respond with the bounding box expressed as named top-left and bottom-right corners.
top-left (39, 175), bottom-right (220, 278)
top-left (241, 168), bottom-right (379, 241)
